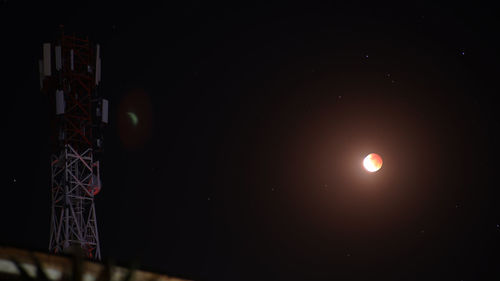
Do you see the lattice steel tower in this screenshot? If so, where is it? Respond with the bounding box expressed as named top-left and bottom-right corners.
top-left (40, 29), bottom-right (108, 260)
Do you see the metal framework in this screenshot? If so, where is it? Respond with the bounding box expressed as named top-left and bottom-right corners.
top-left (49, 145), bottom-right (101, 259)
top-left (41, 29), bottom-right (106, 260)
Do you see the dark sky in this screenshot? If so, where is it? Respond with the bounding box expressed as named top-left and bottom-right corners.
top-left (2, 1), bottom-right (500, 280)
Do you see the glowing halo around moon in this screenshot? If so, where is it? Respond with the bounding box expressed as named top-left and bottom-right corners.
top-left (363, 153), bottom-right (383, 173)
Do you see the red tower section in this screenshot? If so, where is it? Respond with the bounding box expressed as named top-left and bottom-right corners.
top-left (59, 34), bottom-right (94, 149)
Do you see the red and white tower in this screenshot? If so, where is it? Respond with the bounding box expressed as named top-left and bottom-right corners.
top-left (40, 28), bottom-right (108, 260)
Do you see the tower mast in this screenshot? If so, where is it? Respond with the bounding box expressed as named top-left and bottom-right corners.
top-left (40, 28), bottom-right (108, 260)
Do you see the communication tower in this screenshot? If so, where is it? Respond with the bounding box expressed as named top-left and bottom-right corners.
top-left (39, 28), bottom-right (108, 260)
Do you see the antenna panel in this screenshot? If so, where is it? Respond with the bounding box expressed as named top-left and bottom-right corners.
top-left (96, 58), bottom-right (101, 85)
top-left (102, 99), bottom-right (108, 123)
top-left (95, 44), bottom-right (101, 85)
top-left (55, 90), bottom-right (65, 115)
top-left (70, 49), bottom-right (74, 71)
top-left (55, 45), bottom-right (62, 71)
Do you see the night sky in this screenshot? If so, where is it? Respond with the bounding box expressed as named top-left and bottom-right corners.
top-left (2, 1), bottom-right (500, 280)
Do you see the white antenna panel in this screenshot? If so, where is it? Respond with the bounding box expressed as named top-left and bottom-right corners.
top-left (96, 57), bottom-right (101, 85)
top-left (70, 49), bottom-right (74, 70)
top-left (102, 99), bottom-right (109, 123)
top-left (55, 90), bottom-right (65, 115)
top-left (43, 43), bottom-right (51, 76)
top-left (96, 44), bottom-right (101, 85)
top-left (55, 45), bottom-right (62, 70)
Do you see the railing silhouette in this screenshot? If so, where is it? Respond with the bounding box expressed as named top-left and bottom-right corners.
top-left (0, 247), bottom-right (189, 281)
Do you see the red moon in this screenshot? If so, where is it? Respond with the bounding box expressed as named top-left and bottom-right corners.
top-left (363, 153), bottom-right (383, 172)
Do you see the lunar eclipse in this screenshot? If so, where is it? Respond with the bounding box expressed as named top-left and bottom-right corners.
top-left (363, 153), bottom-right (383, 172)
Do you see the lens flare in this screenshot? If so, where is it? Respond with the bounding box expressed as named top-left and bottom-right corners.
top-left (127, 112), bottom-right (138, 126)
top-left (117, 89), bottom-right (153, 150)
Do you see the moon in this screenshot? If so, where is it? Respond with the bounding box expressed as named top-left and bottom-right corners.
top-left (363, 153), bottom-right (383, 172)
top-left (127, 112), bottom-right (138, 126)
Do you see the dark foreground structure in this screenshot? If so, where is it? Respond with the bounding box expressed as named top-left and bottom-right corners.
top-left (0, 247), bottom-right (189, 281)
